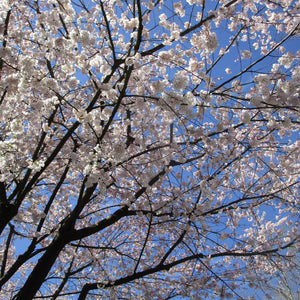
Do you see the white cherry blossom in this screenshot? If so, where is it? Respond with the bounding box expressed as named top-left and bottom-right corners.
top-left (0, 1), bottom-right (299, 299)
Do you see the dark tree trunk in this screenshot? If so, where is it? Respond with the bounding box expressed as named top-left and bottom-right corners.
top-left (13, 237), bottom-right (66, 300)
top-left (0, 202), bottom-right (17, 235)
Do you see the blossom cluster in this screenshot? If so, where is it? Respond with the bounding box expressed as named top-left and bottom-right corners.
top-left (0, 0), bottom-right (299, 299)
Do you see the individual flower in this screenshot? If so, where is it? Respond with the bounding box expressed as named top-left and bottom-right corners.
top-left (255, 74), bottom-right (270, 87)
top-left (173, 2), bottom-right (185, 17)
top-left (158, 51), bottom-right (173, 63)
top-left (125, 57), bottom-right (135, 66)
top-left (278, 52), bottom-right (295, 68)
top-left (191, 31), bottom-right (219, 53)
top-left (204, 32), bottom-right (219, 52)
top-left (231, 80), bottom-right (243, 92)
top-left (79, 30), bottom-right (91, 47)
top-left (123, 17), bottom-right (139, 30)
top-left (125, 53), bottom-right (141, 67)
top-left (241, 50), bottom-right (251, 59)
top-left (172, 71), bottom-right (189, 90)
top-left (184, 91), bottom-right (196, 106)
top-left (69, 77), bottom-right (79, 89)
top-left (225, 68), bottom-right (231, 74)
top-left (151, 80), bottom-right (165, 93)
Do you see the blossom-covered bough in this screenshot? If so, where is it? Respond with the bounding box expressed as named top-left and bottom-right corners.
top-left (0, 0), bottom-right (299, 298)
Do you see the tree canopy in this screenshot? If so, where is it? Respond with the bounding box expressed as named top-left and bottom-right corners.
top-left (0, 0), bottom-right (299, 299)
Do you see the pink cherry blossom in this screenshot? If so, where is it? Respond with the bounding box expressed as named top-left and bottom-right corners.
top-left (0, 0), bottom-right (299, 299)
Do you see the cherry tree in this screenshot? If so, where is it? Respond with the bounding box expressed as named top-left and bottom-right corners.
top-left (0, 0), bottom-right (299, 298)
